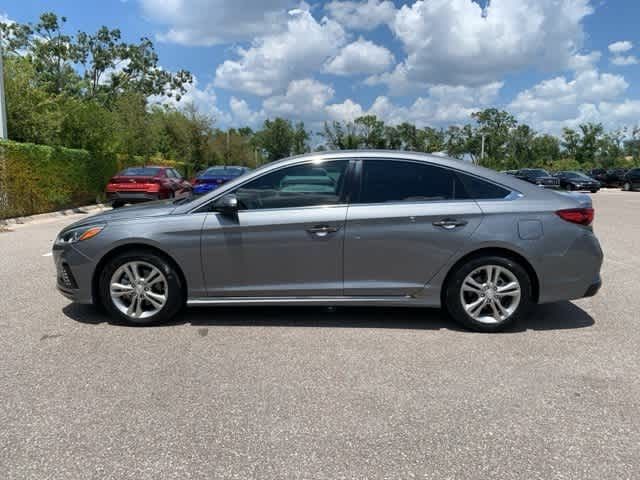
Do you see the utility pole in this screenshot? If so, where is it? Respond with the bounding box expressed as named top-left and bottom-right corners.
top-left (0, 30), bottom-right (8, 217)
top-left (480, 133), bottom-right (486, 165)
top-left (0, 30), bottom-right (7, 140)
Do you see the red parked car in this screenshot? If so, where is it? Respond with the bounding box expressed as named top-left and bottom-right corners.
top-left (106, 166), bottom-right (192, 208)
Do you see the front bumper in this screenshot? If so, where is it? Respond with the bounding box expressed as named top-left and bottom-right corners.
top-left (53, 243), bottom-right (97, 304)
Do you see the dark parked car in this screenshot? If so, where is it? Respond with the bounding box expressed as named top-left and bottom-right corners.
top-left (602, 168), bottom-right (628, 188)
top-left (587, 168), bottom-right (607, 185)
top-left (500, 170), bottom-right (518, 176)
top-left (192, 166), bottom-right (251, 195)
top-left (622, 168), bottom-right (640, 191)
top-left (515, 168), bottom-right (560, 188)
top-left (54, 151), bottom-right (603, 333)
top-left (554, 171), bottom-right (600, 193)
top-left (106, 166), bottom-right (192, 208)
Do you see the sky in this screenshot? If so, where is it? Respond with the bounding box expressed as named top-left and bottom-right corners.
top-left (1, 0), bottom-right (640, 134)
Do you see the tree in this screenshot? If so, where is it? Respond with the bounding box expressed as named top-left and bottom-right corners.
top-left (321, 121), bottom-right (361, 150)
top-left (292, 122), bottom-right (310, 155)
top-left (472, 108), bottom-right (517, 163)
top-left (256, 118), bottom-right (295, 162)
top-left (354, 115), bottom-right (386, 149)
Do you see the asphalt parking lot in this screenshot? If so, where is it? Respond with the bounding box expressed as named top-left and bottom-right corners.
top-left (1, 190), bottom-right (639, 479)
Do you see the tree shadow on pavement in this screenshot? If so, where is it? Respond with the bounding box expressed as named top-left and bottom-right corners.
top-left (63, 300), bottom-right (594, 333)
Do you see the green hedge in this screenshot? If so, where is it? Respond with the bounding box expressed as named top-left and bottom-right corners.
top-left (0, 140), bottom-right (193, 219)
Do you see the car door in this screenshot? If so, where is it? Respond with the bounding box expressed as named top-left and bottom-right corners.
top-left (200, 159), bottom-right (352, 297)
top-left (343, 159), bottom-right (484, 296)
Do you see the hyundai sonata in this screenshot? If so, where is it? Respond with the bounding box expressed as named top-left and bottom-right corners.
top-left (54, 151), bottom-right (603, 332)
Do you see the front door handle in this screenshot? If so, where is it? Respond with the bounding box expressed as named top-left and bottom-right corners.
top-left (432, 218), bottom-right (468, 230)
top-left (306, 225), bottom-right (341, 237)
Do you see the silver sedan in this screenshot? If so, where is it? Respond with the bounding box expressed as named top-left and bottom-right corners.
top-left (53, 151), bottom-right (603, 332)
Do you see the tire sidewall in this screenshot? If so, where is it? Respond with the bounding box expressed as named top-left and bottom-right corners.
top-left (445, 255), bottom-right (533, 332)
top-left (99, 250), bottom-right (183, 325)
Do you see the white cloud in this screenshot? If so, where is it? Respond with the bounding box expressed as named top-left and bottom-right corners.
top-left (381, 0), bottom-right (593, 91)
top-left (608, 41), bottom-right (633, 54)
top-left (326, 99), bottom-right (365, 122)
top-left (324, 37), bottom-right (394, 76)
top-left (611, 55), bottom-right (638, 66)
top-left (214, 10), bottom-right (346, 96)
top-left (568, 51), bottom-right (601, 71)
top-left (229, 97), bottom-right (265, 127)
top-left (508, 67), bottom-right (634, 132)
top-left (139, 0), bottom-right (295, 45)
top-left (263, 78), bottom-right (335, 119)
top-left (325, 0), bottom-right (396, 30)
top-left (150, 75), bottom-right (230, 123)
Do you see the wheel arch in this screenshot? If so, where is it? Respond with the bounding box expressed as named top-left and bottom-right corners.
top-left (92, 243), bottom-right (188, 305)
top-left (440, 247), bottom-right (540, 305)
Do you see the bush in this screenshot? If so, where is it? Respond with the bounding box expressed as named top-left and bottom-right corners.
top-left (0, 140), bottom-right (117, 218)
top-left (0, 140), bottom-right (194, 218)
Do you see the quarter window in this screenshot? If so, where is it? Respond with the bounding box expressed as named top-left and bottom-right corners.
top-left (456, 172), bottom-right (510, 199)
top-left (231, 160), bottom-right (349, 210)
top-left (357, 160), bottom-right (464, 204)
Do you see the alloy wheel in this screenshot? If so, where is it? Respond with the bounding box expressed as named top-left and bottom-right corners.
top-left (460, 265), bottom-right (521, 325)
top-left (109, 261), bottom-right (168, 319)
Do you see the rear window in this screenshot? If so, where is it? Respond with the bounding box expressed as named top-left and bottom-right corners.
top-left (119, 167), bottom-right (162, 176)
top-left (203, 167), bottom-right (244, 176)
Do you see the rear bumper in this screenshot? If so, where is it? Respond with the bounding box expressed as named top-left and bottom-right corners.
top-left (106, 192), bottom-right (161, 203)
top-left (538, 230), bottom-right (603, 303)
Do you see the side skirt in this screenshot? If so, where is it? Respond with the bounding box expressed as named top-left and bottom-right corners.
top-left (187, 296), bottom-right (439, 308)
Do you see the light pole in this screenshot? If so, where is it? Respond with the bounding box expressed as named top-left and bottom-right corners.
top-left (0, 30), bottom-right (7, 140)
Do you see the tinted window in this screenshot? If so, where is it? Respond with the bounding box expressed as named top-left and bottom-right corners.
top-left (358, 160), bottom-right (464, 204)
top-left (171, 169), bottom-right (182, 179)
top-left (521, 169), bottom-right (549, 178)
top-left (456, 172), bottom-right (510, 199)
top-left (165, 169), bottom-right (176, 178)
top-left (204, 166), bottom-right (245, 176)
top-left (119, 167), bottom-right (161, 176)
top-left (232, 160), bottom-right (349, 210)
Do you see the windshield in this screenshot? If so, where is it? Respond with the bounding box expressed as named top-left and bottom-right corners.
top-left (202, 167), bottom-right (245, 176)
top-left (119, 167), bottom-right (161, 176)
top-left (565, 172), bottom-right (591, 179)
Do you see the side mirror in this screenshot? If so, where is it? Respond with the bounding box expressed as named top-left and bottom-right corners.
top-left (214, 194), bottom-right (239, 215)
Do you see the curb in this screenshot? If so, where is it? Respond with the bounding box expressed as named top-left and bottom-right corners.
top-left (0, 203), bottom-right (109, 226)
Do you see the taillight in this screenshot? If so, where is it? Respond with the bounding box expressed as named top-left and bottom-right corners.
top-left (556, 208), bottom-right (594, 226)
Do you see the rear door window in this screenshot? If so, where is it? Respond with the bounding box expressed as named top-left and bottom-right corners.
top-left (357, 160), bottom-right (464, 204)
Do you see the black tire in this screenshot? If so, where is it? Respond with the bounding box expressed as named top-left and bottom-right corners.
top-left (444, 255), bottom-right (533, 332)
top-left (590, 189), bottom-right (598, 193)
top-left (623, 182), bottom-right (632, 192)
top-left (111, 200), bottom-right (125, 208)
top-left (98, 249), bottom-right (184, 326)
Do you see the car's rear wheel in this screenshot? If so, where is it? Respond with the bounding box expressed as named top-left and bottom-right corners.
top-left (623, 182), bottom-right (632, 191)
top-left (112, 200), bottom-right (125, 209)
top-left (98, 250), bottom-right (184, 325)
top-left (444, 255), bottom-right (533, 332)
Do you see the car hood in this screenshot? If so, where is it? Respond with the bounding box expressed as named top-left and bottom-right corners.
top-left (64, 200), bottom-right (177, 230)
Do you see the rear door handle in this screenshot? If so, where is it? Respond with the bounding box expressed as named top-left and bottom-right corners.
top-left (306, 225), bottom-right (341, 237)
top-left (432, 218), bottom-right (468, 230)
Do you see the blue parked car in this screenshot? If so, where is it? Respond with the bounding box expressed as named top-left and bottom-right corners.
top-left (192, 166), bottom-right (251, 195)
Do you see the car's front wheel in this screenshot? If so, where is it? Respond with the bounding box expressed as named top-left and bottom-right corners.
top-left (623, 182), bottom-right (632, 192)
top-left (98, 250), bottom-right (184, 325)
top-left (444, 255), bottom-right (533, 332)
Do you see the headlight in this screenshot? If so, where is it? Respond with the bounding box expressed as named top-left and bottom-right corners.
top-left (56, 225), bottom-right (105, 245)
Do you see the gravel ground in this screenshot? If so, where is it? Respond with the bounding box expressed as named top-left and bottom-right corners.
top-left (0, 190), bottom-right (638, 479)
